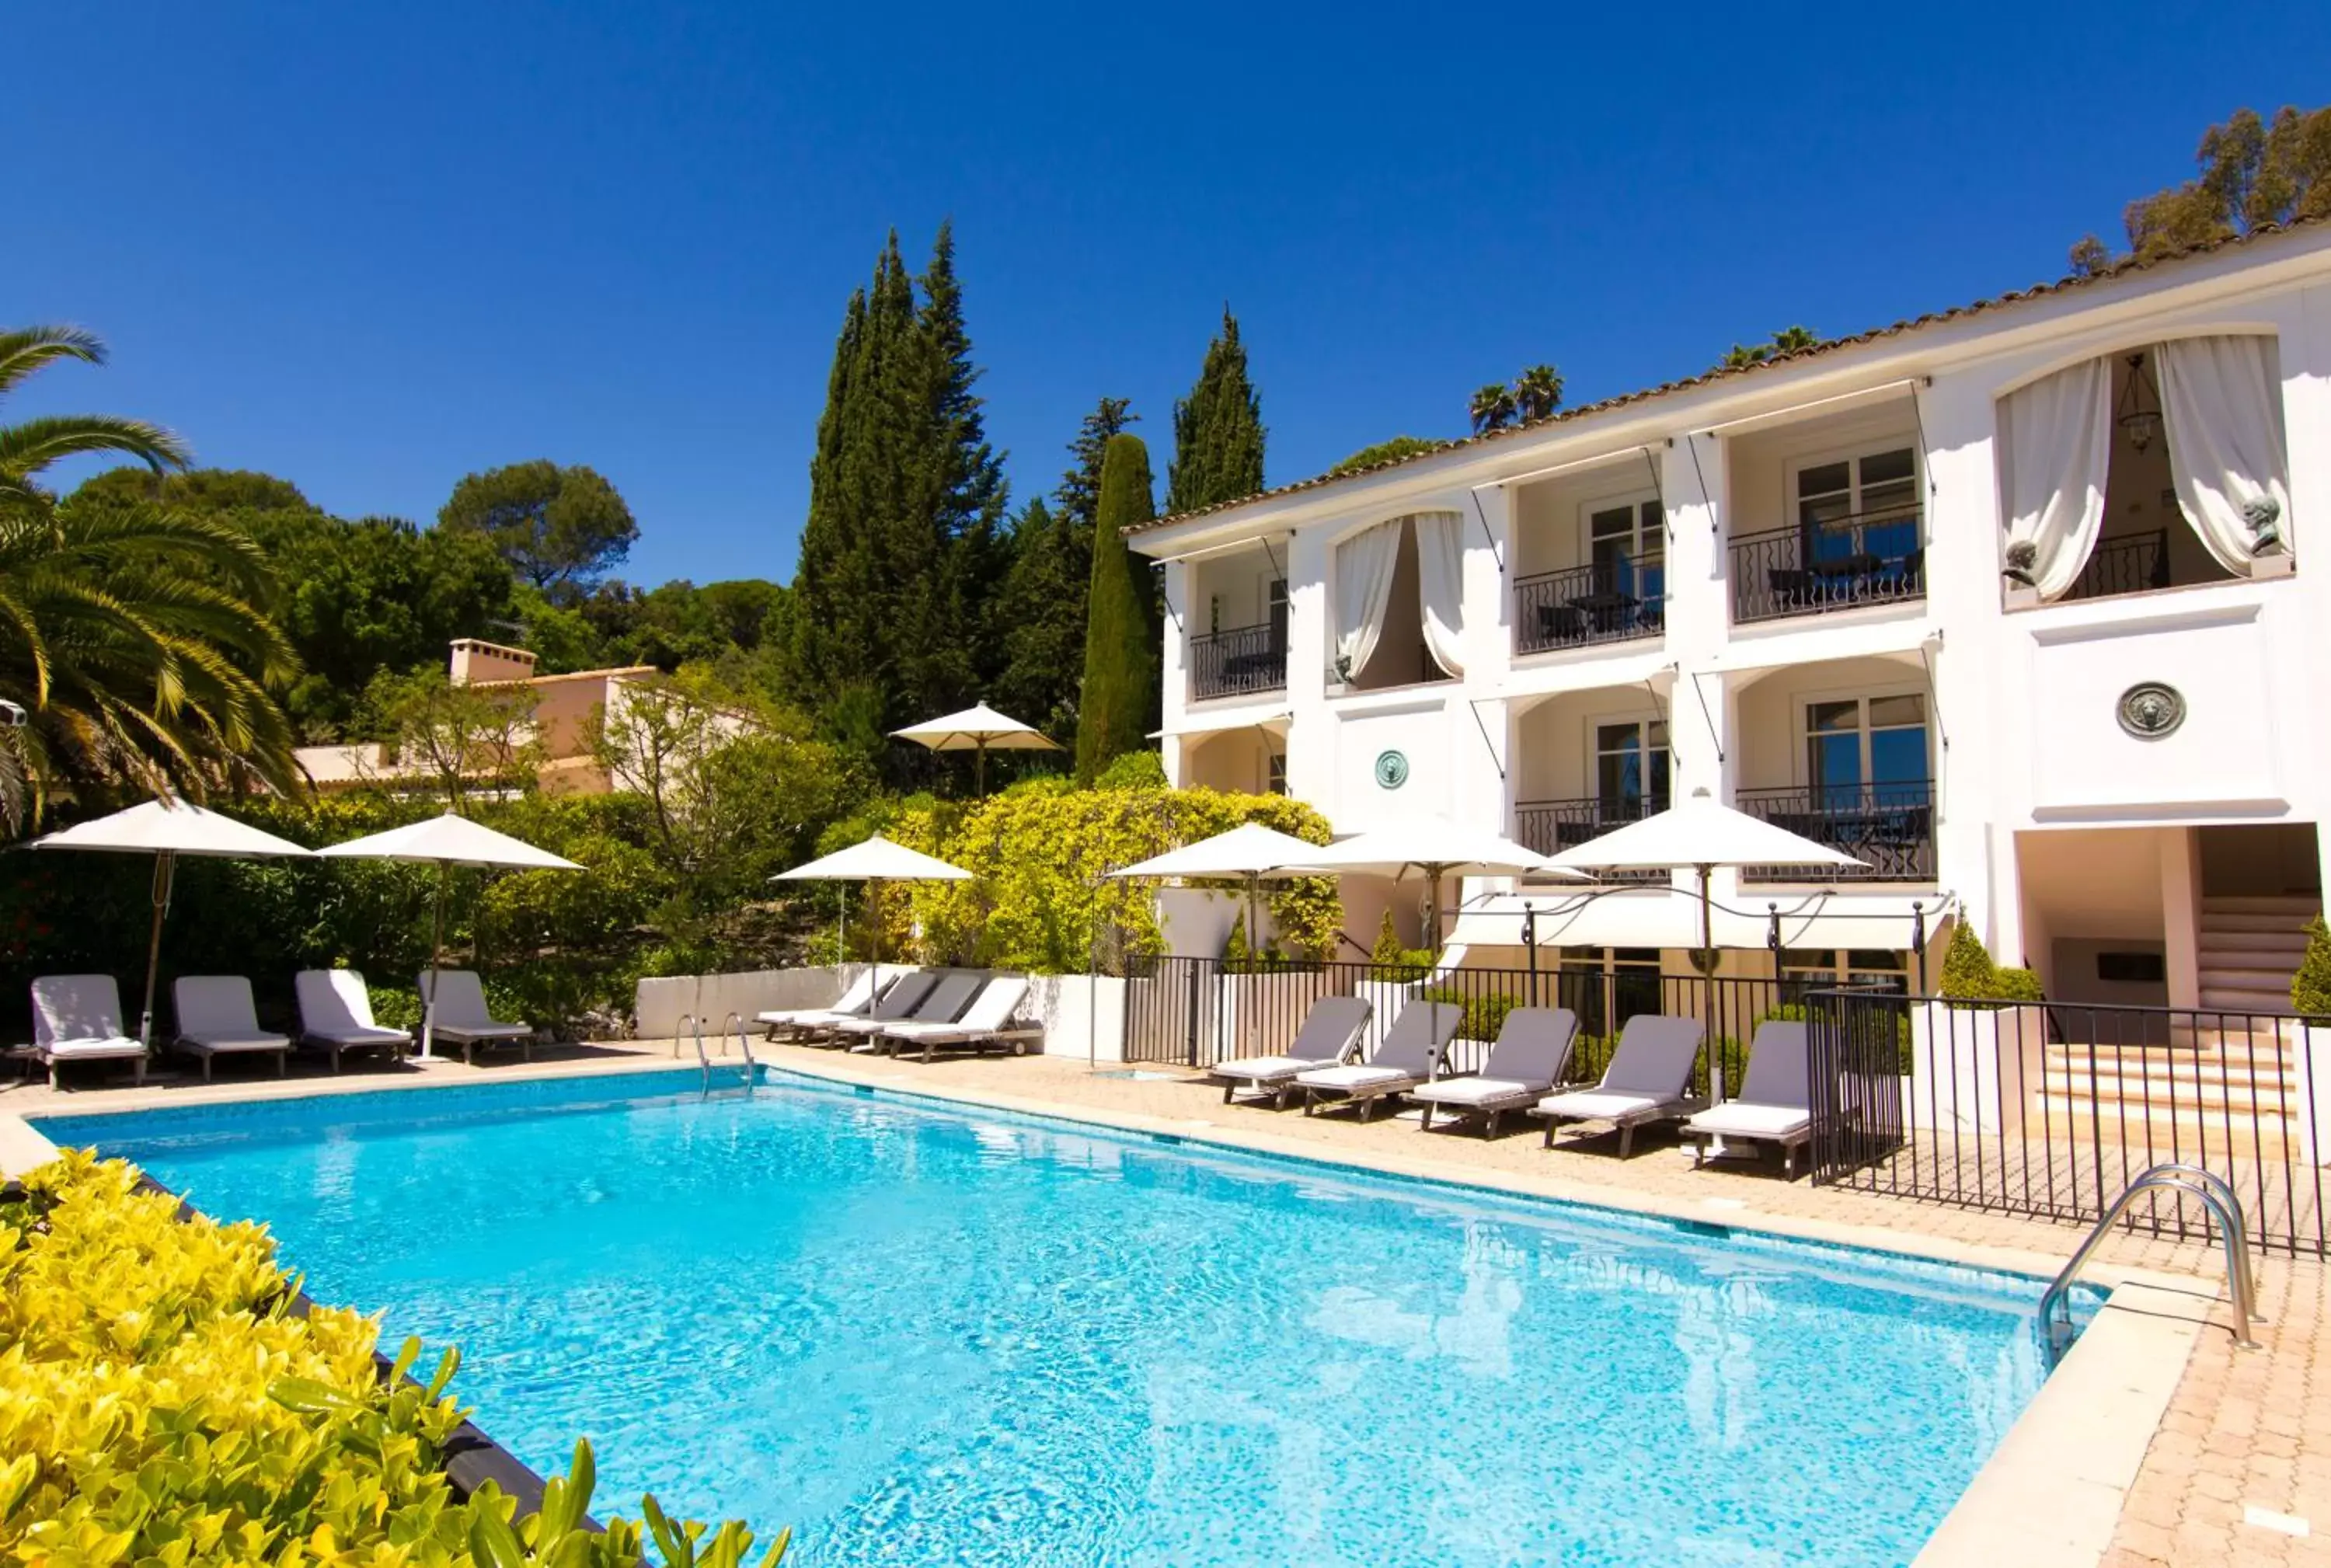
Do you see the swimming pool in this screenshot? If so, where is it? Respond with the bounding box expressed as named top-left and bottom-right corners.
top-left (40, 1068), bottom-right (2085, 1567)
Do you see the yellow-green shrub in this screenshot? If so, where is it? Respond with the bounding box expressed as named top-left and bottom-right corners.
top-left (0, 1152), bottom-right (786, 1568)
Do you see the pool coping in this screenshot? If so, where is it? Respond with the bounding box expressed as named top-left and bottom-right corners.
top-left (0, 1054), bottom-right (2224, 1568)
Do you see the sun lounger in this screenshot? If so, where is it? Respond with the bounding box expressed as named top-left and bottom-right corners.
top-left (830, 970), bottom-right (982, 1049)
top-left (30, 974), bottom-right (148, 1089)
top-left (1208, 995), bottom-right (1373, 1108)
top-left (418, 970), bottom-right (535, 1064)
top-left (1298, 1001), bottom-right (1465, 1120)
top-left (1683, 1020), bottom-right (1813, 1176)
top-left (171, 976), bottom-right (290, 1081)
top-left (797, 970), bottom-right (939, 1046)
top-left (294, 969), bottom-right (413, 1071)
top-left (1532, 1013), bottom-right (1707, 1156)
top-left (1405, 1007), bottom-right (1580, 1136)
top-left (880, 976), bottom-right (1040, 1061)
top-left (757, 967), bottom-right (886, 1037)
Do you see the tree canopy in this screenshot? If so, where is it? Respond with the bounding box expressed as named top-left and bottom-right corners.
top-left (1326, 436), bottom-right (1444, 477)
top-left (1075, 434), bottom-right (1158, 782)
top-left (2072, 103), bottom-right (2331, 274)
top-left (438, 458), bottom-right (639, 591)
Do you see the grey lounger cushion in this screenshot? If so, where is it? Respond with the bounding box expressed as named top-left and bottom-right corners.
top-left (1298, 1001), bottom-right (1465, 1117)
top-left (1535, 1013), bottom-right (1706, 1154)
top-left (294, 969), bottom-right (413, 1051)
top-left (173, 976), bottom-right (291, 1053)
top-left (812, 970), bottom-right (941, 1036)
top-left (419, 970), bottom-right (532, 1039)
top-left (30, 975), bottom-right (148, 1085)
top-left (882, 977), bottom-right (1036, 1058)
top-left (1211, 995), bottom-right (1374, 1098)
top-left (834, 970), bottom-right (982, 1037)
top-left (1408, 1008), bottom-right (1580, 1127)
top-left (1685, 1021), bottom-right (1813, 1145)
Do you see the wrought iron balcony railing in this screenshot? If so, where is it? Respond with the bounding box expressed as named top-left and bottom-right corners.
top-left (2060, 528), bottom-right (2172, 603)
top-left (1513, 562), bottom-right (1664, 655)
top-left (1514, 794), bottom-right (1671, 883)
top-left (1734, 779), bottom-right (1936, 882)
top-left (1190, 622), bottom-right (1287, 701)
top-left (1730, 507), bottom-right (1925, 624)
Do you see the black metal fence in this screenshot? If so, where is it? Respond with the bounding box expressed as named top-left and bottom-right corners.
top-left (2063, 529), bottom-right (2171, 602)
top-left (1512, 563), bottom-right (1664, 655)
top-left (1808, 989), bottom-right (2328, 1256)
top-left (1123, 956), bottom-right (1821, 1097)
top-left (1734, 780), bottom-right (1936, 883)
top-left (1730, 509), bottom-right (1925, 623)
top-left (1189, 622), bottom-right (1286, 701)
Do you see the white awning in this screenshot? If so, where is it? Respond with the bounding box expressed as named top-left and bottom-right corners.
top-left (1148, 707), bottom-right (1293, 740)
top-left (1448, 889), bottom-right (1947, 953)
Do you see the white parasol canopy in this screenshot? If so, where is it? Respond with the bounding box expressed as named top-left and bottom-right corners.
top-left (30, 798), bottom-right (313, 1049)
top-left (773, 835), bottom-right (970, 964)
top-left (319, 813), bottom-right (583, 1058)
top-left (1300, 815), bottom-right (1587, 952)
top-left (1106, 821), bottom-right (1329, 881)
top-left (891, 703), bottom-right (1061, 796)
top-left (1546, 788), bottom-right (1864, 1106)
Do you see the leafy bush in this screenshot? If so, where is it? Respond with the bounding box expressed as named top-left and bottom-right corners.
top-left (370, 983), bottom-right (423, 1032)
top-left (887, 782), bottom-right (1340, 974)
top-left (2295, 916), bottom-right (2331, 1019)
top-left (0, 1151), bottom-right (786, 1568)
top-left (1937, 919), bottom-right (2043, 1005)
top-left (1367, 911), bottom-right (1435, 977)
top-left (1093, 751), bottom-right (1167, 791)
top-left (1413, 984), bottom-right (1521, 1044)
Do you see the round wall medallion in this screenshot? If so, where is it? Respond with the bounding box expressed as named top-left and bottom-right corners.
top-left (2117, 681), bottom-right (2186, 739)
top-left (1373, 749), bottom-right (1409, 789)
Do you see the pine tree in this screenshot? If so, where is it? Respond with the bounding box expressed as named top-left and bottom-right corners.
top-left (915, 222), bottom-right (1012, 689)
top-left (1057, 396), bottom-right (1138, 539)
top-left (1166, 309), bottom-right (1266, 517)
top-left (1075, 434), bottom-right (1159, 780)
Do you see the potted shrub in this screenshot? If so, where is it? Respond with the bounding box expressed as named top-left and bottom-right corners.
top-left (1913, 922), bottom-right (2048, 1134)
top-left (2293, 917), bottom-right (2331, 1166)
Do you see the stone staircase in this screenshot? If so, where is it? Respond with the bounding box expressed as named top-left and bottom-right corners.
top-left (2033, 894), bottom-right (2319, 1145)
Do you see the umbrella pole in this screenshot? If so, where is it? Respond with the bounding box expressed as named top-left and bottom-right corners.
top-left (137, 850), bottom-right (175, 1051)
top-left (1699, 863), bottom-right (1726, 1126)
top-left (422, 861), bottom-right (448, 1061)
top-left (1425, 869), bottom-right (1444, 955)
top-left (975, 740), bottom-right (988, 799)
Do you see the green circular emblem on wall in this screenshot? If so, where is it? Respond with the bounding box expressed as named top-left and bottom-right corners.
top-left (1374, 750), bottom-right (1409, 789)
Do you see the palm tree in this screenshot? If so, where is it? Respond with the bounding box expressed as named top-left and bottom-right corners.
top-left (0, 326), bottom-right (299, 828)
top-left (1469, 382), bottom-right (1517, 434)
top-left (0, 326), bottom-right (189, 505)
top-left (1513, 364), bottom-right (1565, 423)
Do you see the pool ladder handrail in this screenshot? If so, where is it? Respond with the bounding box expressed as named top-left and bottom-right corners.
top-left (671, 1012), bottom-right (758, 1091)
top-left (674, 1012), bottom-right (713, 1089)
top-left (723, 1011), bottom-right (759, 1089)
top-left (2037, 1162), bottom-right (2262, 1361)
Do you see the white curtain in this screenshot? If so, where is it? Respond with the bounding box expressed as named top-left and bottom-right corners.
top-left (2157, 334), bottom-right (2292, 577)
top-left (1998, 357), bottom-right (2112, 601)
top-left (1334, 521), bottom-right (1402, 681)
top-left (1414, 511), bottom-right (1467, 677)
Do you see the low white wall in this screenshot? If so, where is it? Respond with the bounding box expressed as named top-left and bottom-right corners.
top-left (635, 964), bottom-right (866, 1042)
top-left (635, 965), bottom-right (1127, 1061)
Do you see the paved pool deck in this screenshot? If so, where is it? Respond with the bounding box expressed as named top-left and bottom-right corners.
top-left (5, 1038), bottom-right (2325, 1566)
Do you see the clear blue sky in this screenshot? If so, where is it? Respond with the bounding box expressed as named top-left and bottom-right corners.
top-left (11, 3), bottom-right (2327, 587)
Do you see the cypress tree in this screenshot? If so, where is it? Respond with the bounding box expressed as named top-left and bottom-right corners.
top-left (1166, 308), bottom-right (1267, 516)
top-left (1075, 434), bottom-right (1159, 780)
top-left (784, 225), bottom-right (1009, 740)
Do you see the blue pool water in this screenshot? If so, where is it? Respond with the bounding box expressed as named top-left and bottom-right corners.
top-left (41, 1069), bottom-right (2083, 1567)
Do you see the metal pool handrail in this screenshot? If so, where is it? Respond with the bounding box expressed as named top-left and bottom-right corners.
top-left (674, 1012), bottom-right (712, 1089)
top-left (723, 1011), bottom-right (758, 1090)
top-left (2038, 1162), bottom-right (2262, 1362)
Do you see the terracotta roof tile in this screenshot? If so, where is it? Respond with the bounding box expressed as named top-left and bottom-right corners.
top-left (1124, 217), bottom-right (2327, 538)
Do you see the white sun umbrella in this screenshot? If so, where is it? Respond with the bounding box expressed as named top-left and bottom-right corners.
top-left (30, 797), bottom-right (314, 1049)
top-left (1107, 821), bottom-right (1332, 961)
top-left (774, 835), bottom-right (970, 965)
top-left (892, 703), bottom-right (1061, 796)
top-left (1299, 815), bottom-right (1590, 953)
top-left (1545, 787), bottom-right (1863, 1104)
top-left (317, 813), bottom-right (582, 1059)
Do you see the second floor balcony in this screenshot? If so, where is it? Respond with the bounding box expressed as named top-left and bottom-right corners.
top-left (1730, 507), bottom-right (1925, 625)
top-left (1514, 793), bottom-right (1670, 883)
top-left (1513, 562), bottom-right (1665, 655)
top-left (1190, 622), bottom-right (1286, 702)
top-left (1734, 779), bottom-right (1936, 882)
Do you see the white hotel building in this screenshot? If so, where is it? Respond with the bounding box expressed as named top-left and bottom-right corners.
top-left (1127, 220), bottom-right (2330, 1013)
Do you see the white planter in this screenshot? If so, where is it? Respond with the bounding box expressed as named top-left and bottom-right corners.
top-left (1909, 1004), bottom-right (2047, 1135)
top-left (1031, 974), bottom-right (1129, 1063)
